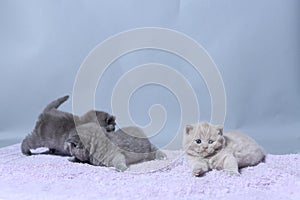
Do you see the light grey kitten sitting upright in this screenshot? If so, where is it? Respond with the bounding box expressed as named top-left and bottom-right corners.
top-left (183, 122), bottom-right (265, 176)
top-left (21, 95), bottom-right (116, 156)
top-left (65, 125), bottom-right (167, 171)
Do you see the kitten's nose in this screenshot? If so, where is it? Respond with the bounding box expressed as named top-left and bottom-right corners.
top-left (203, 144), bottom-right (208, 149)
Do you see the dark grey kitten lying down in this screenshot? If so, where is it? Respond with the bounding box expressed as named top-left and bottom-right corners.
top-left (65, 124), bottom-right (167, 171)
top-left (21, 95), bottom-right (116, 156)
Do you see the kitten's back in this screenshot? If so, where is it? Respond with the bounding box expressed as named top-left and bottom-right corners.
top-left (109, 126), bottom-right (152, 154)
top-left (224, 131), bottom-right (265, 167)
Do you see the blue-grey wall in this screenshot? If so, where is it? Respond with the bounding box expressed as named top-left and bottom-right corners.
top-left (0, 0), bottom-right (299, 154)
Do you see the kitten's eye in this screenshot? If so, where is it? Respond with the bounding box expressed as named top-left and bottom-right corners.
top-left (195, 139), bottom-right (201, 144)
top-left (208, 140), bottom-right (214, 144)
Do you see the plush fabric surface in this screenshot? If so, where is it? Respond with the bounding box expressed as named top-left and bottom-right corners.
top-left (0, 144), bottom-right (299, 200)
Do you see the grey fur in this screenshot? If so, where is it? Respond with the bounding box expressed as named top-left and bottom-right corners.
top-left (66, 125), bottom-right (167, 171)
top-left (21, 95), bottom-right (116, 156)
top-left (108, 127), bottom-right (167, 164)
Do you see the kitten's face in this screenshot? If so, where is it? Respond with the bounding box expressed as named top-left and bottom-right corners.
top-left (80, 110), bottom-right (116, 132)
top-left (95, 111), bottom-right (116, 132)
top-left (184, 122), bottom-right (224, 158)
top-left (65, 135), bottom-right (90, 162)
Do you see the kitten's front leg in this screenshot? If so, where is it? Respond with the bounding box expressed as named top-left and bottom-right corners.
top-left (222, 154), bottom-right (240, 175)
top-left (192, 161), bottom-right (209, 177)
top-left (187, 155), bottom-right (209, 176)
top-left (112, 153), bottom-right (128, 172)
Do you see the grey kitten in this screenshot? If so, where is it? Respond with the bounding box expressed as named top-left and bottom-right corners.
top-left (183, 122), bottom-right (265, 176)
top-left (65, 125), bottom-right (167, 171)
top-left (21, 95), bottom-right (116, 156)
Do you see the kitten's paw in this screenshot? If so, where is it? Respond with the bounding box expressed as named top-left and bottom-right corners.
top-left (115, 163), bottom-right (128, 172)
top-left (155, 150), bottom-right (167, 160)
top-left (192, 167), bottom-right (207, 177)
top-left (68, 157), bottom-right (79, 162)
top-left (224, 170), bottom-right (240, 176)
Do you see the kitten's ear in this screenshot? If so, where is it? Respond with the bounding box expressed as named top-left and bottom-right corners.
top-left (185, 125), bottom-right (194, 135)
top-left (106, 115), bottom-right (116, 123)
top-left (216, 125), bottom-right (223, 135)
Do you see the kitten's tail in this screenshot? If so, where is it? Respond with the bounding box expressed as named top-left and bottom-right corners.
top-left (43, 95), bottom-right (69, 112)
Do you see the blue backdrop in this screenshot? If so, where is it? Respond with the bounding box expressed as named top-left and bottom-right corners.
top-left (0, 0), bottom-right (299, 154)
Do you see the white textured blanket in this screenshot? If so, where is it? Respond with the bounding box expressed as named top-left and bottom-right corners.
top-left (0, 144), bottom-right (299, 200)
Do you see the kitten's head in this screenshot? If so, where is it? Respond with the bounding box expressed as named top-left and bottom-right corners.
top-left (183, 122), bottom-right (225, 158)
top-left (95, 111), bottom-right (116, 132)
top-left (64, 135), bottom-right (90, 162)
top-left (79, 110), bottom-right (116, 132)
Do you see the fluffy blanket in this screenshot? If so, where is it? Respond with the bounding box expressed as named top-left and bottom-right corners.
top-left (0, 144), bottom-right (299, 200)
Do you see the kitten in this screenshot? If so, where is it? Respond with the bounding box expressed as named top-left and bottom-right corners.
top-left (183, 122), bottom-right (265, 176)
top-left (65, 125), bottom-right (167, 171)
top-left (21, 95), bottom-right (116, 156)
top-left (106, 126), bottom-right (167, 164)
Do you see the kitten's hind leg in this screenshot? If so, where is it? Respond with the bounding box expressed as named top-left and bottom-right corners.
top-left (21, 137), bottom-right (32, 155)
top-left (43, 95), bottom-right (69, 112)
top-left (21, 134), bottom-right (43, 155)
